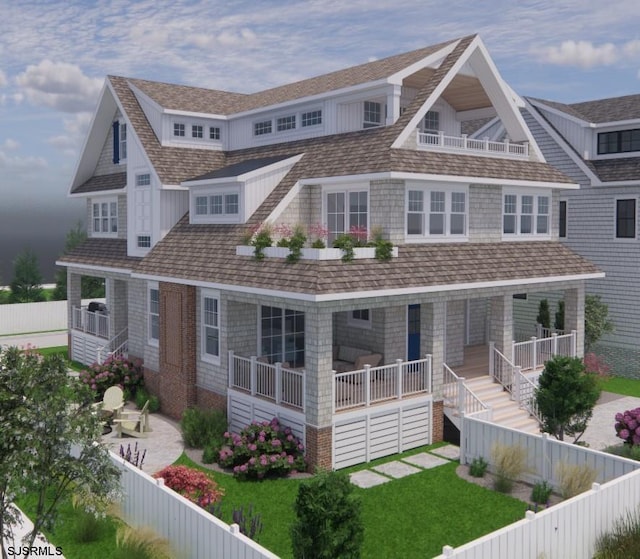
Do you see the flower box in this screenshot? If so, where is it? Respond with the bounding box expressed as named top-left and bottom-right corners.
top-left (236, 246), bottom-right (398, 260)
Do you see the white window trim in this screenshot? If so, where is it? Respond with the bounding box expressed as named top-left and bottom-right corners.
top-left (253, 119), bottom-right (273, 136)
top-left (190, 187), bottom-right (242, 224)
top-left (148, 282), bottom-right (159, 347)
top-left (173, 122), bottom-right (186, 137)
top-left (614, 196), bottom-right (637, 241)
top-left (301, 109), bottom-right (323, 128)
top-left (363, 100), bottom-right (383, 128)
top-left (201, 289), bottom-right (221, 365)
top-left (257, 305), bottom-right (305, 368)
top-left (404, 182), bottom-right (469, 243)
top-left (502, 189), bottom-right (552, 240)
top-left (322, 183), bottom-right (370, 243)
top-left (347, 309), bottom-right (372, 329)
top-left (91, 197), bottom-right (118, 238)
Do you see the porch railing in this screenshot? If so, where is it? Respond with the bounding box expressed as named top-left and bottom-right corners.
top-left (97, 327), bottom-right (128, 365)
top-left (513, 368), bottom-right (542, 422)
top-left (416, 131), bottom-right (529, 158)
top-left (333, 356), bottom-right (432, 412)
top-left (442, 363), bottom-right (491, 419)
top-left (512, 330), bottom-right (577, 372)
top-left (489, 344), bottom-right (515, 394)
top-left (228, 351), bottom-right (305, 411)
top-left (72, 306), bottom-right (109, 339)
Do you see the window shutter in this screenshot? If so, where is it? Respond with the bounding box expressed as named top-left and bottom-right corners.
top-left (112, 121), bottom-right (120, 164)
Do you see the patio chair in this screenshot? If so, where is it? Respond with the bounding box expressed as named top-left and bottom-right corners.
top-left (93, 386), bottom-right (125, 419)
top-left (113, 400), bottom-right (152, 438)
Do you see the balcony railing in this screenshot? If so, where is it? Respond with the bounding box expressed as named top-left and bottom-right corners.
top-left (72, 306), bottom-right (110, 339)
top-left (512, 331), bottom-right (577, 372)
top-left (417, 131), bottom-right (529, 158)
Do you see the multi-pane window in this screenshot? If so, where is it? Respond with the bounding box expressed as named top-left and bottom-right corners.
top-left (277, 115), bottom-right (296, 131)
top-left (174, 123), bottom-right (185, 137)
top-left (503, 193), bottom-right (550, 236)
top-left (326, 190), bottom-right (368, 243)
top-left (254, 120), bottom-right (272, 136)
top-left (261, 306), bottom-right (305, 368)
top-left (616, 199), bottom-right (636, 239)
top-left (149, 286), bottom-right (159, 342)
top-left (209, 126), bottom-right (220, 140)
top-left (406, 189), bottom-right (467, 237)
top-left (301, 110), bottom-right (322, 127)
top-left (92, 200), bottom-right (117, 235)
top-left (195, 193), bottom-right (239, 217)
top-left (137, 235), bottom-right (151, 248)
top-left (135, 173), bottom-right (151, 187)
top-left (598, 129), bottom-right (640, 154)
top-left (192, 125), bottom-right (203, 138)
top-left (559, 200), bottom-right (567, 238)
top-left (202, 294), bottom-right (220, 360)
top-left (348, 309), bottom-right (371, 328)
top-left (363, 101), bottom-right (382, 128)
top-left (119, 123), bottom-right (127, 160)
top-left (423, 111), bottom-right (440, 133)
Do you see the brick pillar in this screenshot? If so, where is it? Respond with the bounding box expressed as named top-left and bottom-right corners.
top-left (158, 282), bottom-right (197, 420)
top-left (488, 295), bottom-right (514, 361)
top-left (432, 400), bottom-right (444, 443)
top-left (564, 284), bottom-right (585, 357)
top-left (305, 425), bottom-right (333, 471)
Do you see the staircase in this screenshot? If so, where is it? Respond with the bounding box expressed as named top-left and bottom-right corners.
top-left (464, 376), bottom-right (540, 435)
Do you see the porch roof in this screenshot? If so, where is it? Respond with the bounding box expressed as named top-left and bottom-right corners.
top-left (57, 238), bottom-right (141, 271)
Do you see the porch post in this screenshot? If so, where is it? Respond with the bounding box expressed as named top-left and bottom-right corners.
top-left (564, 285), bottom-right (585, 357)
top-left (531, 337), bottom-right (537, 369)
top-left (396, 359), bottom-right (403, 399)
top-left (364, 365), bottom-right (371, 406)
top-left (552, 333), bottom-right (558, 356)
top-left (488, 295), bottom-right (514, 361)
top-left (250, 356), bottom-right (257, 396)
top-left (228, 351), bottom-right (234, 388)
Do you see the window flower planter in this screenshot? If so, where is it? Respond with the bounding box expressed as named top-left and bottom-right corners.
top-left (236, 245), bottom-right (398, 260)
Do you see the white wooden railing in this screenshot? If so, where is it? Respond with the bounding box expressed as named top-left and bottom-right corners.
top-left (228, 351), bottom-right (305, 411)
top-left (417, 131), bottom-right (529, 158)
top-left (512, 330), bottom-right (577, 372)
top-left (97, 327), bottom-right (128, 365)
top-left (72, 305), bottom-right (109, 339)
top-left (489, 344), bottom-right (515, 394)
top-left (442, 363), bottom-right (491, 419)
top-left (333, 356), bottom-right (432, 412)
top-left (513, 368), bottom-right (541, 422)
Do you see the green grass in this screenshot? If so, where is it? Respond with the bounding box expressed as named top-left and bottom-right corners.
top-left (602, 376), bottom-right (640, 398)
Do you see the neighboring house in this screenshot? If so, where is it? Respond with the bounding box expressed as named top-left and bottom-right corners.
top-left (523, 95), bottom-right (640, 375)
top-left (58, 34), bottom-right (601, 470)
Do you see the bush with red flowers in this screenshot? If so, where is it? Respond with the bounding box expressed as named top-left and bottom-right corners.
top-left (154, 465), bottom-right (224, 508)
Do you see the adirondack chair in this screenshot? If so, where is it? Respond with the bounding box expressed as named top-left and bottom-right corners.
top-left (93, 386), bottom-right (125, 419)
top-left (113, 400), bottom-right (152, 438)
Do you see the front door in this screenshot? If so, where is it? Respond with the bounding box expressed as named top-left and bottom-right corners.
top-left (407, 304), bottom-right (420, 360)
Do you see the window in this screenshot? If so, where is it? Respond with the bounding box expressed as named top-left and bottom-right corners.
top-left (92, 200), bottom-right (117, 235)
top-left (119, 123), bottom-right (127, 160)
top-left (261, 306), bottom-right (305, 368)
top-left (135, 173), bottom-right (151, 187)
top-left (598, 129), bottom-right (640, 154)
top-left (277, 115), bottom-right (296, 131)
top-left (363, 101), bottom-right (382, 128)
top-left (194, 193), bottom-right (239, 219)
top-left (174, 123), bottom-right (185, 137)
top-left (148, 284), bottom-right (159, 343)
top-left (209, 126), bottom-right (220, 140)
top-left (302, 110), bottom-right (322, 127)
top-left (326, 189), bottom-right (368, 244)
top-left (348, 309), bottom-right (371, 329)
top-left (559, 200), bottom-right (567, 238)
top-left (202, 292), bottom-right (220, 361)
top-left (112, 121), bottom-right (126, 163)
top-left (423, 111), bottom-right (439, 133)
top-left (192, 125), bottom-right (203, 138)
top-left (503, 192), bottom-right (550, 237)
top-left (616, 199), bottom-right (636, 239)
top-left (406, 187), bottom-right (467, 237)
top-left (137, 235), bottom-right (151, 248)
top-left (254, 120), bottom-right (272, 136)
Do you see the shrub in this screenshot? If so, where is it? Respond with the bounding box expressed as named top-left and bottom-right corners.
top-left (115, 525), bottom-right (173, 559)
top-left (135, 388), bottom-right (160, 412)
top-left (153, 465), bottom-right (224, 508)
top-left (233, 504), bottom-right (263, 541)
top-left (556, 462), bottom-right (597, 499)
top-left (531, 480), bottom-right (553, 505)
top-left (251, 224), bottom-right (273, 260)
top-left (491, 443), bottom-right (528, 494)
top-left (180, 407), bottom-right (228, 449)
top-left (584, 353), bottom-right (611, 377)
top-left (469, 456), bottom-right (488, 478)
top-left (217, 417), bottom-right (306, 480)
top-left (202, 443), bottom-right (219, 464)
top-left (291, 470), bottom-right (364, 559)
top-left (615, 407), bottom-right (640, 446)
top-left (594, 507), bottom-right (640, 558)
top-left (604, 443), bottom-right (640, 461)
top-left (78, 356), bottom-right (144, 400)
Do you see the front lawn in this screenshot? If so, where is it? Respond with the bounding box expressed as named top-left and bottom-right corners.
top-left (602, 376), bottom-right (640, 398)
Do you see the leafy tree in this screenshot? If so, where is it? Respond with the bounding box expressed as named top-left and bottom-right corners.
top-left (554, 300), bottom-right (565, 331)
top-left (291, 470), bottom-right (364, 559)
top-left (585, 294), bottom-right (614, 352)
top-left (9, 248), bottom-right (44, 303)
top-left (0, 347), bottom-right (120, 555)
top-left (52, 221), bottom-right (105, 300)
top-left (535, 355), bottom-right (601, 443)
top-left (536, 299), bottom-right (550, 329)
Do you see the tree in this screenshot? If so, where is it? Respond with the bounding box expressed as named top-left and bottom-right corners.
top-left (0, 347), bottom-right (120, 556)
top-left (535, 355), bottom-right (601, 443)
top-left (536, 299), bottom-right (550, 329)
top-left (554, 300), bottom-right (565, 331)
top-left (9, 248), bottom-right (44, 303)
top-left (291, 470), bottom-right (364, 559)
top-left (584, 294), bottom-right (614, 352)
top-left (52, 222), bottom-right (105, 300)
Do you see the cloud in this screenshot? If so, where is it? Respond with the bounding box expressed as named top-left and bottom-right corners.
top-left (46, 113), bottom-right (93, 156)
top-left (0, 149), bottom-right (47, 171)
top-left (15, 60), bottom-right (102, 113)
top-left (623, 40), bottom-right (640, 57)
top-left (2, 139), bottom-right (19, 150)
top-left (539, 40), bottom-right (618, 69)
top-left (0, 69), bottom-right (6, 87)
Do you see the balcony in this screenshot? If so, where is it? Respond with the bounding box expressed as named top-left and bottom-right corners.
top-left (417, 131), bottom-right (529, 159)
top-left (72, 305), bottom-right (110, 339)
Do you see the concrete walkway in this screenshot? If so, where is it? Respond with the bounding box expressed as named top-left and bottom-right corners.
top-left (582, 393), bottom-right (640, 451)
top-left (0, 330), bottom-right (67, 350)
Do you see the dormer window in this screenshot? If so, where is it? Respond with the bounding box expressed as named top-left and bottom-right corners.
top-left (254, 120), bottom-right (272, 136)
top-left (423, 111), bottom-right (440, 133)
top-left (503, 191), bottom-right (550, 237)
top-left (193, 191), bottom-right (240, 223)
top-left (277, 115), bottom-right (296, 131)
top-left (302, 110), bottom-right (322, 127)
top-left (598, 129), bottom-right (640, 154)
top-left (192, 125), bottom-right (203, 138)
top-left (209, 127), bottom-right (220, 140)
top-left (406, 184), bottom-right (467, 239)
top-left (174, 123), bottom-right (185, 137)
top-left (363, 101), bottom-right (382, 128)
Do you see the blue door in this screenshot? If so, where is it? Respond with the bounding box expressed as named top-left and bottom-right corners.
top-left (407, 304), bottom-right (420, 360)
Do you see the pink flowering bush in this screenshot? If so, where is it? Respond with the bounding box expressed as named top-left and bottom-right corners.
top-left (154, 465), bottom-right (224, 508)
top-left (583, 353), bottom-right (611, 378)
top-left (615, 407), bottom-right (640, 445)
top-left (218, 418), bottom-right (306, 480)
top-left (79, 356), bottom-right (144, 400)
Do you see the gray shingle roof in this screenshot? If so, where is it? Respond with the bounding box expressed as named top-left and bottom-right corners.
top-left (73, 172), bottom-right (126, 194)
top-left (530, 94), bottom-right (640, 124)
top-left (59, 238), bottom-right (141, 270)
top-left (185, 154), bottom-right (298, 183)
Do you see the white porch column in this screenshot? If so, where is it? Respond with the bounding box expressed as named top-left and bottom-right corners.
top-left (564, 284), bottom-right (585, 357)
top-left (488, 295), bottom-right (514, 361)
top-left (421, 301), bottom-right (446, 397)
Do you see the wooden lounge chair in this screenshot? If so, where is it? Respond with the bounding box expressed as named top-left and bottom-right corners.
top-left (93, 386), bottom-right (125, 419)
top-left (113, 400), bottom-right (152, 438)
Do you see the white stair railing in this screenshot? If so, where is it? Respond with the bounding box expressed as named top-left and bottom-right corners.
top-left (97, 327), bottom-right (128, 364)
top-left (443, 363), bottom-right (491, 419)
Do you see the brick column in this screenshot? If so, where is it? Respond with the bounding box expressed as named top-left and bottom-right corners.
top-left (564, 284), bottom-right (585, 357)
top-left (488, 295), bottom-right (513, 361)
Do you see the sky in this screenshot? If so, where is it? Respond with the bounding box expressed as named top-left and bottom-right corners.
top-left (0, 0), bottom-right (639, 281)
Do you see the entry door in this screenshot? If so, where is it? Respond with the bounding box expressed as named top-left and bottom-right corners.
top-left (407, 304), bottom-right (421, 360)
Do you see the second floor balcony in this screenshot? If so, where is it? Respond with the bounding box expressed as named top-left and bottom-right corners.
top-left (417, 131), bottom-right (529, 159)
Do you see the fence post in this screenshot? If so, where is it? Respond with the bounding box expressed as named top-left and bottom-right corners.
top-left (489, 342), bottom-right (495, 378)
top-left (396, 359), bottom-right (403, 399)
top-left (459, 412), bottom-right (466, 465)
top-left (426, 354), bottom-right (432, 393)
top-left (250, 356), bottom-right (257, 396)
top-left (571, 330), bottom-right (578, 357)
top-left (365, 365), bottom-right (371, 407)
top-left (457, 377), bottom-right (466, 415)
top-left (275, 362), bottom-right (282, 404)
top-left (531, 336), bottom-right (537, 369)
top-left (536, 323), bottom-right (542, 338)
top-left (552, 332), bottom-right (558, 356)
top-left (228, 351), bottom-right (234, 388)
top-left (442, 545), bottom-right (454, 557)
top-left (542, 433), bottom-right (549, 482)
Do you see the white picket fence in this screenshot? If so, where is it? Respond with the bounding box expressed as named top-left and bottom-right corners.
top-left (111, 451), bottom-right (279, 559)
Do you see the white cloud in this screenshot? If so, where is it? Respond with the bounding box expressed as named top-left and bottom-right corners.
top-left (623, 39), bottom-right (640, 57)
top-left (46, 113), bottom-right (92, 156)
top-left (0, 149), bottom-right (47, 171)
top-left (0, 69), bottom-right (6, 87)
top-left (2, 139), bottom-right (19, 150)
top-left (539, 40), bottom-right (618, 69)
top-left (15, 60), bottom-right (102, 113)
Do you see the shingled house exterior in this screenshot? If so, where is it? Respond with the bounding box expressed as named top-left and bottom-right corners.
top-left (59, 35), bottom-right (602, 469)
top-left (522, 95), bottom-right (640, 376)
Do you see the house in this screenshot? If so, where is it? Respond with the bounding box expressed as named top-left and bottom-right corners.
top-left (58, 34), bottom-right (602, 470)
top-left (523, 95), bottom-right (640, 376)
